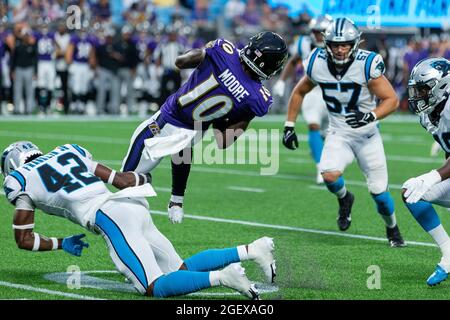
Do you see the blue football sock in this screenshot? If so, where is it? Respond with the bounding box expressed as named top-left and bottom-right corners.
top-left (372, 191), bottom-right (396, 228)
top-left (308, 130), bottom-right (324, 164)
top-left (184, 248), bottom-right (240, 272)
top-left (152, 270), bottom-right (211, 298)
top-left (405, 201), bottom-right (441, 232)
top-left (325, 176), bottom-right (347, 198)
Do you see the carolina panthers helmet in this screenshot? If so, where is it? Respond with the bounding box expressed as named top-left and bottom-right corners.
top-left (323, 17), bottom-right (361, 66)
top-left (1, 141), bottom-right (43, 177)
top-left (240, 31), bottom-right (288, 80)
top-left (408, 57), bottom-right (450, 114)
top-left (309, 14), bottom-right (333, 48)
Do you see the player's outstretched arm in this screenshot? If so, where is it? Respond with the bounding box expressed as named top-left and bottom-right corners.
top-left (213, 120), bottom-right (250, 149)
top-left (286, 75), bottom-right (315, 123)
top-left (93, 163), bottom-right (151, 189)
top-left (368, 75), bottom-right (399, 120)
top-left (175, 48), bottom-right (206, 69)
top-left (13, 205), bottom-right (87, 256)
top-left (273, 54), bottom-right (301, 97)
top-left (282, 76), bottom-right (315, 150)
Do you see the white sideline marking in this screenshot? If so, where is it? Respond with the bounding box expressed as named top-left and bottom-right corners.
top-left (228, 186), bottom-right (265, 193)
top-left (0, 130), bottom-right (433, 149)
top-left (155, 187), bottom-right (171, 193)
top-left (288, 154), bottom-right (444, 165)
top-left (152, 210), bottom-right (436, 248)
top-left (0, 281), bottom-right (105, 300)
top-left (308, 185), bottom-right (327, 191)
top-left (97, 159), bottom-right (404, 190)
top-left (0, 114), bottom-right (420, 123)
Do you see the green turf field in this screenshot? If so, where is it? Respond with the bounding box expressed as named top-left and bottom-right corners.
top-left (0, 115), bottom-right (449, 300)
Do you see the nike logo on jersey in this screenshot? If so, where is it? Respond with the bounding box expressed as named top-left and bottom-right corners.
top-left (218, 69), bottom-right (250, 102)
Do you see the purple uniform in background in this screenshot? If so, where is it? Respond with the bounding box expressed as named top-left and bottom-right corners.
top-left (132, 35), bottom-right (157, 62)
top-left (71, 35), bottom-right (97, 63)
top-left (35, 32), bottom-right (55, 61)
top-left (161, 38), bottom-right (273, 131)
top-left (404, 49), bottom-right (428, 74)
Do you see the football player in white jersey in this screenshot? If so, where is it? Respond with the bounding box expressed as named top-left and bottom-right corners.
top-left (401, 57), bottom-right (450, 286)
top-left (1, 141), bottom-right (276, 299)
top-left (275, 14), bottom-right (333, 184)
top-left (283, 18), bottom-right (405, 247)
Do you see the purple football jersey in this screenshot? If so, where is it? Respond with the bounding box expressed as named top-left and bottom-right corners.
top-left (36, 32), bottom-right (55, 61)
top-left (71, 35), bottom-right (97, 63)
top-left (161, 38), bottom-right (273, 130)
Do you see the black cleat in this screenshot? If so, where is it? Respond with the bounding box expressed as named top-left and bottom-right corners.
top-left (337, 192), bottom-right (354, 231)
top-left (386, 225), bottom-right (406, 248)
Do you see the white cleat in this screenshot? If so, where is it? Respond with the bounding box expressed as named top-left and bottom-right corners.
top-left (168, 205), bottom-right (184, 224)
top-left (220, 263), bottom-right (260, 300)
top-left (249, 237), bottom-right (276, 283)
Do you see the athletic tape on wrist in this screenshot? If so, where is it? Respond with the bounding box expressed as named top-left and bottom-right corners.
top-left (108, 170), bottom-right (116, 184)
top-left (133, 172), bottom-right (139, 187)
top-left (51, 237), bottom-right (58, 250)
top-left (32, 233), bottom-right (40, 251)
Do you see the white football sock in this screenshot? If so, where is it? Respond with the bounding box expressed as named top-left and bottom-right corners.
top-left (381, 213), bottom-right (397, 229)
top-left (170, 195), bottom-right (184, 204)
top-left (429, 225), bottom-right (450, 257)
top-left (209, 271), bottom-right (221, 286)
top-left (237, 245), bottom-right (248, 261)
top-left (336, 186), bottom-right (347, 199)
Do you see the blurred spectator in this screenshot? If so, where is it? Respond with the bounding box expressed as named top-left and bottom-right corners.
top-left (66, 26), bottom-right (97, 114)
top-left (35, 22), bottom-right (56, 115)
top-left (224, 0), bottom-right (245, 29)
top-left (95, 28), bottom-right (121, 114)
top-left (54, 21), bottom-right (70, 114)
top-left (11, 24), bottom-right (37, 114)
top-left (92, 0), bottom-right (112, 24)
top-left (117, 25), bottom-right (139, 114)
top-left (153, 25), bottom-right (185, 104)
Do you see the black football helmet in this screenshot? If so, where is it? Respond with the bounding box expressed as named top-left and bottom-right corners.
top-left (240, 31), bottom-right (288, 80)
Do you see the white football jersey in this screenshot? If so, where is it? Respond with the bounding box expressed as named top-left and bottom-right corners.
top-left (304, 48), bottom-right (386, 132)
top-left (3, 144), bottom-right (109, 228)
top-left (420, 98), bottom-right (450, 154)
top-left (289, 35), bottom-right (314, 60)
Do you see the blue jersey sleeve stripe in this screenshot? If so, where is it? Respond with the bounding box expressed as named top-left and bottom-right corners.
top-left (10, 171), bottom-right (26, 191)
top-left (71, 144), bottom-right (86, 157)
top-left (307, 49), bottom-right (320, 79)
top-left (95, 209), bottom-right (149, 290)
top-left (365, 52), bottom-right (376, 82)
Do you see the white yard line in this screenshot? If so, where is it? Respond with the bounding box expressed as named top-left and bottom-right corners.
top-left (227, 186), bottom-right (265, 193)
top-left (97, 159), bottom-right (404, 190)
top-left (154, 187), bottom-right (172, 193)
top-left (152, 210), bottom-right (436, 248)
top-left (0, 114), bottom-right (420, 123)
top-left (288, 154), bottom-right (443, 165)
top-left (0, 281), bottom-right (105, 300)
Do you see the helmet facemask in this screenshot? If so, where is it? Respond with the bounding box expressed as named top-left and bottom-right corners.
top-left (408, 79), bottom-right (438, 114)
top-left (325, 39), bottom-right (359, 66)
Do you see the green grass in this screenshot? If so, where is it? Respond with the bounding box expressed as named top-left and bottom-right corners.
top-left (0, 116), bottom-right (449, 300)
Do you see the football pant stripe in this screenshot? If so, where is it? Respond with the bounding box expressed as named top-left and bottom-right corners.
top-left (95, 209), bottom-right (149, 290)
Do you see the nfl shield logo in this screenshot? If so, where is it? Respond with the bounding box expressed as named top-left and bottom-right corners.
top-left (148, 122), bottom-right (161, 135)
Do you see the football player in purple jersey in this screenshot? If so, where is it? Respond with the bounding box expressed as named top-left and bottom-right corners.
top-left (121, 32), bottom-right (288, 224)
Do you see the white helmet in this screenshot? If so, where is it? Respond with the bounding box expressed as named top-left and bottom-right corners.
top-left (323, 17), bottom-right (361, 66)
top-left (408, 57), bottom-right (450, 114)
top-left (1, 141), bottom-right (43, 177)
top-left (309, 14), bottom-right (333, 48)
